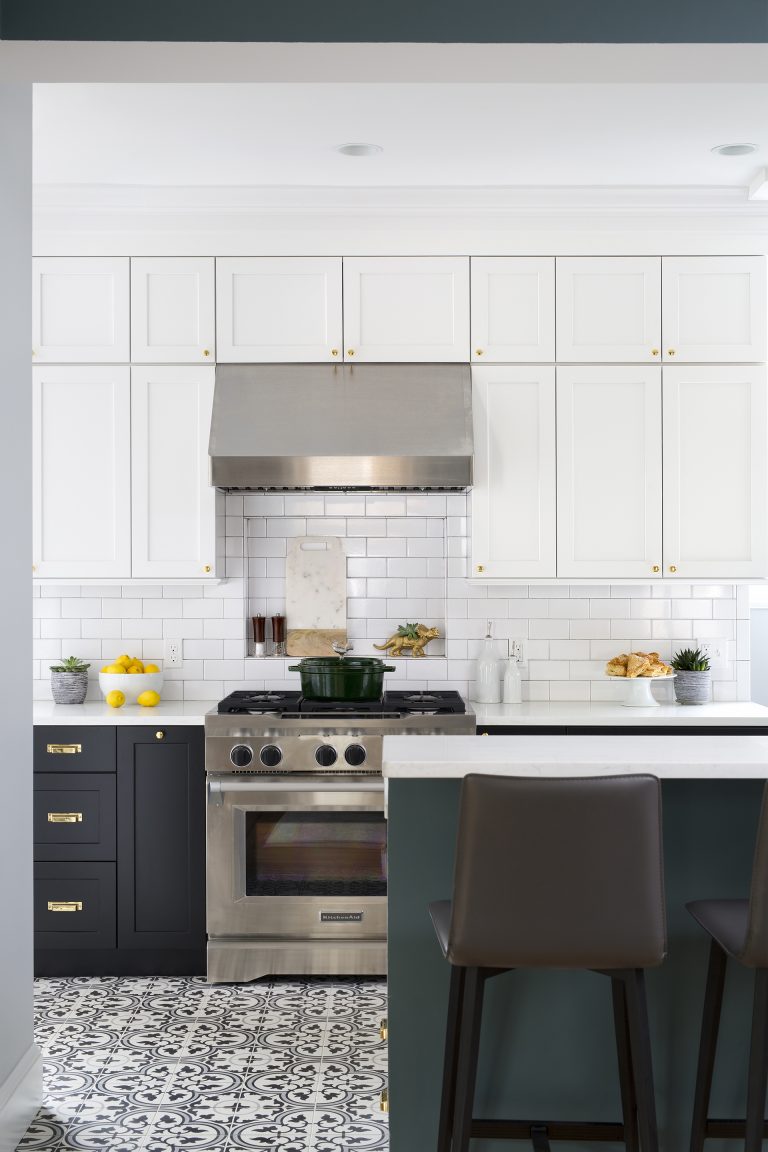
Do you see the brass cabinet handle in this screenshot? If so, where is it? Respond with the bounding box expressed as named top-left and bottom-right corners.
top-left (48, 812), bottom-right (83, 823)
top-left (379, 1018), bottom-right (388, 1040)
top-left (651, 348), bottom-right (659, 356)
top-left (475, 348), bottom-right (484, 357)
top-left (476, 564), bottom-right (485, 573)
top-left (155, 730), bottom-right (165, 740)
top-left (331, 348), bottom-right (339, 357)
top-left (380, 1089), bottom-right (389, 1113)
top-left (47, 743), bottom-right (81, 755)
top-left (667, 348), bottom-right (676, 356)
top-left (347, 349), bottom-right (356, 357)
top-left (652, 565), bottom-right (660, 573)
top-left (203, 565), bottom-right (212, 573)
top-left (48, 901), bottom-right (82, 912)
top-left (202, 349), bottom-right (210, 357)
top-left (669, 565), bottom-right (678, 573)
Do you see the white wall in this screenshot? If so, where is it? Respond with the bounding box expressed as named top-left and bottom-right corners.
top-left (0, 84), bottom-right (40, 1150)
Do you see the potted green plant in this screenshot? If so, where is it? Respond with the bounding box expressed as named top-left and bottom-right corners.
top-left (670, 647), bottom-right (711, 705)
top-left (50, 656), bottom-right (91, 704)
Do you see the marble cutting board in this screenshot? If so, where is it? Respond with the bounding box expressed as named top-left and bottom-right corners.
top-left (285, 536), bottom-right (347, 656)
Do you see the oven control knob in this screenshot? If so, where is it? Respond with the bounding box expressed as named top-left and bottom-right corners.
top-left (315, 744), bottom-right (338, 768)
top-left (259, 744), bottom-right (283, 768)
top-left (344, 743), bottom-right (367, 767)
top-left (230, 744), bottom-right (253, 768)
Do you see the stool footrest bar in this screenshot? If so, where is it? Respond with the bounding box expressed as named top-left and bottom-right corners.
top-left (471, 1119), bottom-right (625, 1142)
top-left (705, 1119), bottom-right (768, 1139)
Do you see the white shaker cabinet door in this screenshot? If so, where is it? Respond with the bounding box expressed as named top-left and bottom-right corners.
top-left (556, 257), bottom-right (661, 363)
top-left (663, 366), bottom-right (767, 578)
top-left (131, 257), bottom-right (215, 363)
top-left (662, 256), bottom-right (767, 363)
top-left (557, 366), bottom-right (663, 579)
top-left (33, 366), bottom-right (131, 578)
top-left (131, 366), bottom-right (218, 579)
top-left (471, 366), bottom-right (556, 579)
top-left (343, 257), bottom-right (469, 361)
top-left (471, 257), bottom-right (555, 363)
top-left (32, 257), bottom-right (130, 363)
top-left (216, 257), bottom-right (343, 362)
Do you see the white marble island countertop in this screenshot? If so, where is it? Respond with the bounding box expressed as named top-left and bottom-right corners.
top-left (383, 734), bottom-right (768, 780)
top-left (472, 701), bottom-right (768, 727)
top-left (33, 701), bottom-right (217, 726)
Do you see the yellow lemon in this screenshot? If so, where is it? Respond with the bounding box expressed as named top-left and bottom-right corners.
top-left (116, 655), bottom-right (132, 668)
top-left (105, 664), bottom-right (125, 674)
top-left (143, 663), bottom-right (159, 674)
top-left (137, 690), bottom-right (160, 708)
top-left (101, 665), bottom-right (109, 673)
top-left (129, 660), bottom-right (145, 673)
top-left (127, 666), bottom-right (142, 674)
top-left (106, 689), bottom-right (125, 708)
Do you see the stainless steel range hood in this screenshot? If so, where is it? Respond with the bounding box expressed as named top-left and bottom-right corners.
top-left (209, 363), bottom-right (473, 490)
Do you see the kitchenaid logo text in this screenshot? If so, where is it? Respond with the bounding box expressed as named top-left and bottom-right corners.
top-left (320, 911), bottom-right (364, 922)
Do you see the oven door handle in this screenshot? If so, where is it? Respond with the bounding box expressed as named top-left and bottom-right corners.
top-left (208, 778), bottom-right (384, 797)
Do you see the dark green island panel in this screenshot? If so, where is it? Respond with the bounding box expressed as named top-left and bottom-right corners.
top-left (388, 776), bottom-right (766, 1152)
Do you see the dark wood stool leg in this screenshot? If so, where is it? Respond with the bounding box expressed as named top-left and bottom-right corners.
top-left (624, 969), bottom-right (659, 1152)
top-left (452, 966), bottom-right (487, 1152)
top-left (612, 976), bottom-right (639, 1152)
top-left (745, 967), bottom-right (768, 1152)
top-left (437, 964), bottom-right (465, 1152)
top-left (689, 939), bottom-right (727, 1152)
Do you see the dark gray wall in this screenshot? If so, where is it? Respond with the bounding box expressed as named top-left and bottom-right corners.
top-left (2, 0), bottom-right (768, 42)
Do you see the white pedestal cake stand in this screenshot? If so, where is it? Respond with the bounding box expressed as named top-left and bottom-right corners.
top-left (608, 674), bottom-right (676, 708)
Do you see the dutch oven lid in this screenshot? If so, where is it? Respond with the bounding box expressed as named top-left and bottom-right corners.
top-left (288, 657), bottom-right (392, 670)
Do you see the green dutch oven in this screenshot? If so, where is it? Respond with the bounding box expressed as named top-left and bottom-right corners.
top-left (288, 657), bottom-right (396, 701)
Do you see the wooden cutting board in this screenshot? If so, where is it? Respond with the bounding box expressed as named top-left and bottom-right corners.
top-left (285, 536), bottom-right (347, 657)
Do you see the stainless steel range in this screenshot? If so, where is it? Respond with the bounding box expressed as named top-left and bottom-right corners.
top-left (205, 689), bottom-right (474, 983)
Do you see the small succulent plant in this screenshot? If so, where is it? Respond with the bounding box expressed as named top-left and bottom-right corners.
top-left (395, 623), bottom-right (421, 639)
top-left (670, 647), bottom-right (710, 672)
top-left (50, 656), bottom-right (90, 674)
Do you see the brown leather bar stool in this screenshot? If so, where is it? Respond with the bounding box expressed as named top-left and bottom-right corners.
top-left (688, 783), bottom-right (768, 1152)
top-left (430, 773), bottom-right (667, 1152)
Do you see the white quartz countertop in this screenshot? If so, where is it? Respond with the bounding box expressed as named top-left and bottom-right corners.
top-left (472, 701), bottom-right (768, 727)
top-left (382, 734), bottom-right (768, 779)
top-left (33, 701), bottom-right (216, 726)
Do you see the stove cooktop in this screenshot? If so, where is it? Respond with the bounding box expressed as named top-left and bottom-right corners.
top-left (217, 689), bottom-right (467, 717)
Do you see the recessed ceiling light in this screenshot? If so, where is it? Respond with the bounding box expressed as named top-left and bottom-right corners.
top-left (336, 143), bottom-right (383, 157)
top-left (711, 143), bottom-right (758, 157)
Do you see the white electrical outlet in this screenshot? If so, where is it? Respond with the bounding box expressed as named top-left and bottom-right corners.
top-left (510, 638), bottom-right (527, 667)
top-left (164, 638), bottom-right (182, 668)
top-left (695, 638), bottom-right (728, 672)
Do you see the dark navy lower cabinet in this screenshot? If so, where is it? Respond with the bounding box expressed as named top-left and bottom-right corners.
top-left (34, 724), bottom-right (206, 977)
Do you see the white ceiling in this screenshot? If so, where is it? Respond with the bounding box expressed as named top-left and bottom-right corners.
top-left (33, 81), bottom-right (768, 191)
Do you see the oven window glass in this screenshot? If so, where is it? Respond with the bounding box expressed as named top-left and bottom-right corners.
top-left (245, 812), bottom-right (387, 897)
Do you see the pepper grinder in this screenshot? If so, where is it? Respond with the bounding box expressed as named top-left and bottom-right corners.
top-left (271, 613), bottom-right (286, 657)
top-left (251, 614), bottom-right (266, 657)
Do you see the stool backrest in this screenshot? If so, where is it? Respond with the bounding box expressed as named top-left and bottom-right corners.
top-left (446, 773), bottom-right (667, 969)
top-left (744, 783), bottom-right (768, 966)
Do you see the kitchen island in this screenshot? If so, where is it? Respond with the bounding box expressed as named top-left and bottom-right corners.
top-left (383, 734), bottom-right (768, 1152)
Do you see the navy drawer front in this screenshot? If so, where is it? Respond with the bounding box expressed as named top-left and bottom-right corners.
top-left (34, 862), bottom-right (116, 950)
top-left (34, 773), bottom-right (116, 861)
top-left (34, 727), bottom-right (115, 773)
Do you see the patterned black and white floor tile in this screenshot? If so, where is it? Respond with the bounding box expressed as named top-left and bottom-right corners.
top-left (18, 977), bottom-right (388, 1151)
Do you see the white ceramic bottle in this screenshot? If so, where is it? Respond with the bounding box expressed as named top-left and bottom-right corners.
top-left (473, 620), bottom-right (501, 703)
top-left (503, 652), bottom-right (522, 704)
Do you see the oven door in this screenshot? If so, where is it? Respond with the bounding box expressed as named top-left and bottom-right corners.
top-left (207, 776), bottom-right (387, 940)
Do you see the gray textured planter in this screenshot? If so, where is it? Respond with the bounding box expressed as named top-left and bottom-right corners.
top-left (51, 670), bottom-right (89, 704)
top-left (674, 669), bottom-right (712, 706)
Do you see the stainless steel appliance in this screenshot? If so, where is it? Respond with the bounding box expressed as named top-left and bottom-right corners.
top-left (205, 689), bottom-right (474, 983)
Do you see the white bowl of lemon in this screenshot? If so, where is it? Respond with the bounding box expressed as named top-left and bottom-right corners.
top-left (99, 655), bottom-right (164, 707)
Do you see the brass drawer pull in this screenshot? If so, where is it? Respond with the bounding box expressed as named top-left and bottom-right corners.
top-left (48, 900), bottom-right (83, 913)
top-left (379, 1018), bottom-right (388, 1040)
top-left (47, 743), bottom-right (81, 755)
top-left (47, 812), bottom-right (83, 823)
top-left (380, 1089), bottom-right (389, 1113)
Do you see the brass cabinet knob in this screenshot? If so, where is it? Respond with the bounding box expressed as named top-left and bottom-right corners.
top-left (155, 730), bottom-right (165, 740)
top-left (669, 565), bottom-right (678, 573)
top-left (203, 565), bottom-right (211, 573)
top-left (32, 564), bottom-right (37, 572)
top-left (652, 565), bottom-right (660, 573)
top-left (667, 348), bottom-right (676, 356)
top-left (475, 348), bottom-right (484, 357)
top-left (202, 349), bottom-right (210, 357)
top-left (330, 348), bottom-right (339, 357)
top-left (651, 348), bottom-right (659, 356)
top-left (476, 564), bottom-right (485, 573)
top-left (32, 349), bottom-right (36, 357)
top-left (347, 349), bottom-right (355, 357)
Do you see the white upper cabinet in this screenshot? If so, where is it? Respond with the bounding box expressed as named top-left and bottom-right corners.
top-left (32, 257), bottom-right (130, 363)
top-left (216, 257), bottom-right (343, 362)
top-left (557, 366), bottom-right (663, 579)
top-left (471, 366), bottom-right (556, 579)
top-left (131, 257), bottom-right (215, 363)
top-left (470, 257), bottom-right (555, 363)
top-left (662, 257), bottom-right (767, 363)
top-left (33, 366), bottom-right (131, 578)
top-left (663, 366), bottom-right (767, 578)
top-left (343, 257), bottom-right (469, 361)
top-left (556, 257), bottom-right (662, 363)
top-left (131, 366), bottom-right (218, 579)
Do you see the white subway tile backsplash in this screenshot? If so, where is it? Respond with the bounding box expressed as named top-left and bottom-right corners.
top-left (529, 619), bottom-right (569, 640)
top-left (183, 599), bottom-right (224, 619)
top-left (528, 660), bottom-right (570, 681)
top-left (203, 619), bottom-right (245, 640)
top-left (570, 620), bottom-right (611, 640)
top-left (387, 518), bottom-right (426, 537)
top-left (630, 600), bottom-right (671, 620)
top-left (713, 600), bottom-right (737, 619)
top-left (610, 620), bottom-right (651, 640)
top-left (122, 619), bottom-right (162, 639)
top-left (41, 620), bottom-right (81, 639)
top-left (591, 599), bottom-right (629, 619)
top-left (671, 600), bottom-right (713, 620)
top-left (102, 599), bottom-right (141, 619)
top-left (550, 640), bottom-right (591, 660)
top-left (33, 599), bottom-right (61, 618)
